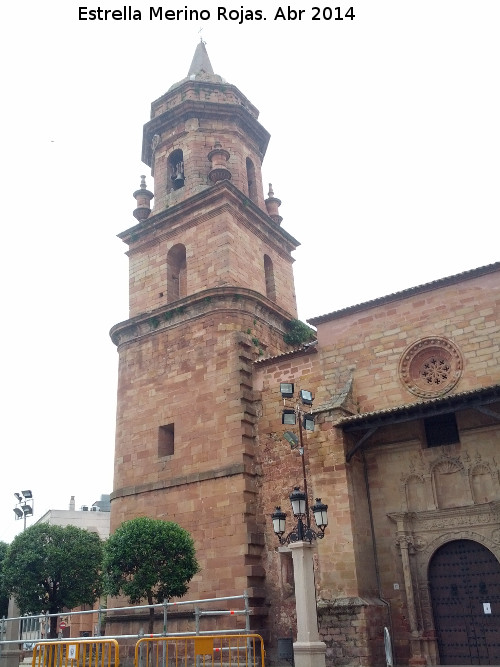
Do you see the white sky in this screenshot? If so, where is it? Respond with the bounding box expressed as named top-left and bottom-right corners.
top-left (1, 1), bottom-right (499, 543)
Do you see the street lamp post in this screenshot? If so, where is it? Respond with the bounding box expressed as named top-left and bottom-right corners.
top-left (1, 492), bottom-right (35, 667)
top-left (13, 491), bottom-right (34, 532)
top-left (271, 385), bottom-right (328, 667)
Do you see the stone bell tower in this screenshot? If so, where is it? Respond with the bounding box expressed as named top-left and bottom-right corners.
top-left (110, 42), bottom-right (299, 629)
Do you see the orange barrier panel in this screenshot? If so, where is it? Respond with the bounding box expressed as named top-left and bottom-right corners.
top-left (32, 639), bottom-right (119, 667)
top-left (135, 634), bottom-right (265, 667)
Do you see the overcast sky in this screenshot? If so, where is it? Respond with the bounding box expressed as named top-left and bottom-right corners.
top-left (1, 1), bottom-right (498, 543)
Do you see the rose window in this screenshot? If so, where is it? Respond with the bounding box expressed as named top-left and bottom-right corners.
top-left (399, 337), bottom-right (463, 398)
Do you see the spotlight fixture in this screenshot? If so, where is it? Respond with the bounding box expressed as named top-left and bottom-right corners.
top-left (13, 490), bottom-right (35, 530)
top-left (283, 431), bottom-right (299, 448)
top-left (280, 383), bottom-right (294, 399)
top-left (303, 414), bottom-right (315, 431)
top-left (282, 409), bottom-right (296, 425)
top-left (299, 389), bottom-right (313, 405)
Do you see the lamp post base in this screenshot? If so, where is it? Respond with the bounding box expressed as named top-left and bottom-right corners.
top-left (0, 598), bottom-right (20, 667)
top-left (293, 641), bottom-right (327, 667)
top-left (0, 647), bottom-right (22, 667)
top-left (288, 541), bottom-right (326, 667)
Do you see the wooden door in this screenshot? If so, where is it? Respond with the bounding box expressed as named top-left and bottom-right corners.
top-left (429, 540), bottom-right (500, 664)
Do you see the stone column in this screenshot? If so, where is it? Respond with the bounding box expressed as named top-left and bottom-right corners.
top-left (397, 536), bottom-right (419, 636)
top-left (0, 598), bottom-right (20, 667)
top-left (288, 541), bottom-right (326, 667)
top-left (397, 536), bottom-right (426, 667)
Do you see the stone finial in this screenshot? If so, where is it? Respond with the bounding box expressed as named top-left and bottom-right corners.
top-left (208, 142), bottom-right (232, 183)
top-left (265, 183), bottom-right (283, 225)
top-left (133, 175), bottom-right (154, 221)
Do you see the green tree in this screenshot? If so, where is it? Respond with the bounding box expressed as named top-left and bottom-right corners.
top-left (3, 523), bottom-right (103, 637)
top-left (103, 517), bottom-right (200, 633)
top-left (0, 541), bottom-right (9, 617)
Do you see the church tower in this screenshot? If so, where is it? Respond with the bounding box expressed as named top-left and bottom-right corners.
top-left (110, 43), bottom-right (299, 628)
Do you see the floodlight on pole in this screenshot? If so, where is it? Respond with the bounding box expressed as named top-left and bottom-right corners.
top-left (299, 389), bottom-right (313, 405)
top-left (13, 490), bottom-right (34, 531)
top-left (283, 431), bottom-right (299, 449)
top-left (282, 409), bottom-right (297, 425)
top-left (280, 383), bottom-right (294, 399)
top-left (273, 383), bottom-right (327, 667)
top-left (279, 384), bottom-right (316, 514)
top-left (303, 414), bottom-right (315, 431)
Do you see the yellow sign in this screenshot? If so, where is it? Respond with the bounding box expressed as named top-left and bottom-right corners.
top-left (194, 637), bottom-right (214, 656)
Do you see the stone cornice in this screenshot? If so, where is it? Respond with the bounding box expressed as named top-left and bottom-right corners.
top-left (309, 262), bottom-right (500, 326)
top-left (388, 500), bottom-right (500, 534)
top-left (118, 180), bottom-right (299, 258)
top-left (142, 94), bottom-right (270, 165)
top-left (109, 286), bottom-right (295, 348)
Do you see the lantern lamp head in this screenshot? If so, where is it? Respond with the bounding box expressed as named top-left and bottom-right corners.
top-left (312, 498), bottom-right (328, 530)
top-left (289, 487), bottom-right (307, 517)
top-left (271, 506), bottom-right (287, 536)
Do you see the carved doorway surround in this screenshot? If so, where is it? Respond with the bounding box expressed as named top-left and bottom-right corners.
top-left (389, 502), bottom-right (500, 664)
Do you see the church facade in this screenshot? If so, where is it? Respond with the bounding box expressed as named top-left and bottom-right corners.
top-left (110, 43), bottom-right (500, 666)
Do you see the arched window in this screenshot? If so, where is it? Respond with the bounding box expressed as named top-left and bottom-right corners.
top-left (168, 149), bottom-right (184, 192)
top-left (246, 158), bottom-right (257, 202)
top-left (264, 254), bottom-right (276, 301)
top-left (167, 244), bottom-right (187, 303)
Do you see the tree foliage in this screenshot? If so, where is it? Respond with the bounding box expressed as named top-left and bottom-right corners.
top-left (103, 517), bottom-right (200, 632)
top-left (0, 541), bottom-right (9, 617)
top-left (2, 523), bottom-right (103, 637)
top-left (283, 319), bottom-right (316, 347)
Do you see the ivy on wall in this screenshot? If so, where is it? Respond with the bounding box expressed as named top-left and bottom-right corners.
top-left (283, 319), bottom-right (316, 347)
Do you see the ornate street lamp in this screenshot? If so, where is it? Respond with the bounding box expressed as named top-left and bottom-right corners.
top-left (272, 488), bottom-right (328, 544)
top-left (273, 384), bottom-right (328, 667)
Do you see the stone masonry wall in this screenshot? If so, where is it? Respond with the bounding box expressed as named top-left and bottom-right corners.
top-left (126, 192), bottom-right (297, 320)
top-left (254, 266), bottom-right (500, 664)
top-left (318, 599), bottom-right (389, 667)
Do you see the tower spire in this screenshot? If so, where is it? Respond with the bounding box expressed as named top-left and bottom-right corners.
top-left (187, 40), bottom-right (214, 77)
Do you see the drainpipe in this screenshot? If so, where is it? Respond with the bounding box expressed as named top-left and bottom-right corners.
top-left (361, 451), bottom-right (396, 665)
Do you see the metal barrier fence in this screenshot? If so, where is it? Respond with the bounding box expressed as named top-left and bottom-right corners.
top-left (135, 635), bottom-right (265, 667)
top-left (0, 594), bottom-right (251, 647)
top-left (32, 639), bottom-right (119, 667)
